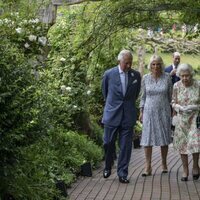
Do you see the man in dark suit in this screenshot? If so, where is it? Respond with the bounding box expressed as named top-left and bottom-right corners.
top-left (165, 52), bottom-right (181, 85)
top-left (165, 52), bottom-right (181, 133)
top-left (102, 50), bottom-right (141, 183)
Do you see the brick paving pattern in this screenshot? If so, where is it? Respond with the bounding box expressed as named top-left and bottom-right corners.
top-left (68, 145), bottom-right (200, 200)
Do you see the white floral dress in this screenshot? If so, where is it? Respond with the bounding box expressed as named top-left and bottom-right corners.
top-left (172, 80), bottom-right (200, 154)
top-left (140, 73), bottom-right (172, 146)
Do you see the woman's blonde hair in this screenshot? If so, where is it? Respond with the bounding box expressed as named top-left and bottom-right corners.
top-left (147, 54), bottom-right (165, 71)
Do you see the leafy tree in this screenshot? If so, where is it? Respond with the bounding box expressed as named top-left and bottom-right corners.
top-left (45, 0), bottom-right (200, 133)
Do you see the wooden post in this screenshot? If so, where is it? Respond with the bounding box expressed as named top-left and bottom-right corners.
top-left (39, 3), bottom-right (58, 25)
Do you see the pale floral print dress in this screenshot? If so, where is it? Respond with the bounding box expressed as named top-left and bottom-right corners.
top-left (140, 73), bottom-right (172, 146)
top-left (172, 79), bottom-right (200, 154)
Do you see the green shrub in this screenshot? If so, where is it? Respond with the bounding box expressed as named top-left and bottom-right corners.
top-left (1, 129), bottom-right (102, 199)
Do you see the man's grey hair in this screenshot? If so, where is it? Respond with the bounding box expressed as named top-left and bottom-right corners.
top-left (173, 52), bottom-right (181, 57)
top-left (147, 54), bottom-right (165, 71)
top-left (176, 63), bottom-right (194, 77)
top-left (117, 49), bottom-right (133, 61)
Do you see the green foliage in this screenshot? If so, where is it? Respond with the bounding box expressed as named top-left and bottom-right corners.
top-left (0, 9), bottom-right (50, 177)
top-left (52, 2), bottom-right (199, 128)
top-left (134, 120), bottom-right (143, 137)
top-left (2, 129), bottom-right (102, 199)
top-left (0, 2), bottom-right (103, 199)
top-left (1, 0), bottom-right (199, 199)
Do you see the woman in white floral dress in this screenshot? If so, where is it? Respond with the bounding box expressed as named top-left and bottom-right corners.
top-left (172, 63), bottom-right (200, 181)
top-left (139, 55), bottom-right (172, 176)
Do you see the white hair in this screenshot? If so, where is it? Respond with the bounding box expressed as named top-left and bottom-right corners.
top-left (147, 54), bottom-right (165, 71)
top-left (173, 52), bottom-right (181, 57)
top-left (117, 49), bottom-right (133, 61)
top-left (176, 63), bottom-right (194, 77)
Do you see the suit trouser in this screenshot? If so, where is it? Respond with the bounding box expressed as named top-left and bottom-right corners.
top-left (103, 125), bottom-right (133, 178)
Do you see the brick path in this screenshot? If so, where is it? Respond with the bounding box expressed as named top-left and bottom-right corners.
top-left (68, 145), bottom-right (200, 200)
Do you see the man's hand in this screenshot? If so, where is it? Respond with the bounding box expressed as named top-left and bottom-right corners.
top-left (181, 106), bottom-right (193, 113)
top-left (170, 69), bottom-right (177, 76)
top-left (139, 111), bottom-right (143, 123)
top-left (182, 105), bottom-right (198, 113)
top-left (173, 104), bottom-right (184, 112)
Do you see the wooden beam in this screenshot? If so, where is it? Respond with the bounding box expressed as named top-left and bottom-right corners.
top-left (39, 3), bottom-right (57, 24)
top-left (40, 0), bottom-right (101, 24)
top-left (52, 0), bottom-right (102, 6)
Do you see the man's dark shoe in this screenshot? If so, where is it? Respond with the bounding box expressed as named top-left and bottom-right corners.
top-left (103, 169), bottom-right (111, 178)
top-left (119, 177), bottom-right (129, 183)
top-left (181, 176), bottom-right (188, 181)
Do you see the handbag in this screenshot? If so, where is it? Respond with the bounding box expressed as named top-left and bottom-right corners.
top-left (172, 115), bottom-right (179, 126)
top-left (197, 112), bottom-right (200, 129)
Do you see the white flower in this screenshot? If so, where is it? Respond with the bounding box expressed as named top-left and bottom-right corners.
top-left (38, 36), bottom-right (47, 46)
top-left (29, 18), bottom-right (40, 24)
top-left (23, 19), bottom-right (28, 24)
top-left (16, 27), bottom-right (22, 33)
top-left (60, 85), bottom-right (66, 91)
top-left (11, 12), bottom-right (19, 17)
top-left (3, 18), bottom-right (13, 25)
top-left (60, 57), bottom-right (66, 62)
top-left (73, 105), bottom-right (77, 109)
top-left (4, 18), bottom-right (9, 23)
top-left (34, 18), bottom-right (40, 23)
top-left (86, 90), bottom-right (91, 95)
top-left (24, 43), bottom-right (30, 48)
top-left (28, 35), bottom-right (37, 42)
top-left (70, 57), bottom-right (76, 62)
top-left (66, 87), bottom-right (71, 92)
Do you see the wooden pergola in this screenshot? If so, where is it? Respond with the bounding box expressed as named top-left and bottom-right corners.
top-left (40, 0), bottom-right (100, 24)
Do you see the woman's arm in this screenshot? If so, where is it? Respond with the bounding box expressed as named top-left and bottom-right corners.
top-left (171, 83), bottom-right (184, 113)
top-left (139, 76), bottom-right (146, 122)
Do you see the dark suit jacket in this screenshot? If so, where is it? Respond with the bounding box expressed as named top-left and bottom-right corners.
top-left (102, 66), bottom-right (141, 127)
top-left (165, 65), bottom-right (180, 85)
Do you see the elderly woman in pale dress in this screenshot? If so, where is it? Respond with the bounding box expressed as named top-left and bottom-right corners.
top-left (172, 63), bottom-right (200, 181)
top-left (139, 55), bottom-right (172, 176)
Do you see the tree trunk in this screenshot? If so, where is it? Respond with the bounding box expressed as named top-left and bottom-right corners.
top-left (137, 46), bottom-right (145, 77)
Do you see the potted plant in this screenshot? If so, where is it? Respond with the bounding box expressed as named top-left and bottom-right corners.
top-left (80, 160), bottom-right (92, 177)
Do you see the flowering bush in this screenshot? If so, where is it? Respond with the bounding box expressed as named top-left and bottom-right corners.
top-left (1, 13), bottom-right (48, 55)
top-left (0, 3), bottom-right (103, 199)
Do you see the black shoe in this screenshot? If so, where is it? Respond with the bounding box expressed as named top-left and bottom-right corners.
top-left (181, 177), bottom-right (188, 181)
top-left (141, 169), bottom-right (152, 177)
top-left (119, 177), bottom-right (129, 183)
top-left (192, 168), bottom-right (199, 180)
top-left (162, 169), bottom-right (168, 174)
top-left (103, 169), bottom-right (111, 178)
top-left (193, 174), bottom-right (199, 180)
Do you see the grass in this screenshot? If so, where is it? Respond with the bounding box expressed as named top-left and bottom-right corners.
top-left (138, 53), bottom-right (200, 80)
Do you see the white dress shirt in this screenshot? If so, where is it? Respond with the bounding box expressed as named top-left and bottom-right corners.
top-left (118, 65), bottom-right (128, 96)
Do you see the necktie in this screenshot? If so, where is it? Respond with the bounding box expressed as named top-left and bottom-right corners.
top-left (123, 72), bottom-right (128, 96)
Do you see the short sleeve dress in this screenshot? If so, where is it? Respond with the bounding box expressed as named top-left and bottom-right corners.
top-left (140, 73), bottom-right (173, 146)
top-left (172, 79), bottom-right (200, 154)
